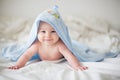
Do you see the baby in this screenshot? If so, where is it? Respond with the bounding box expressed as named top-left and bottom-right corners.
top-left (9, 21), bottom-right (88, 70)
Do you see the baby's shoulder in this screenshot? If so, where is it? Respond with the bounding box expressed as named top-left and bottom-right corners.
top-left (57, 40), bottom-right (70, 53)
top-left (31, 41), bottom-right (39, 48)
top-left (26, 41), bottom-right (39, 53)
top-left (58, 40), bottom-right (67, 48)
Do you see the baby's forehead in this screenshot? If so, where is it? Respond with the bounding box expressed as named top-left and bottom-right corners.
top-left (39, 21), bottom-right (48, 26)
top-left (39, 26), bottom-right (54, 30)
top-left (39, 21), bottom-right (54, 30)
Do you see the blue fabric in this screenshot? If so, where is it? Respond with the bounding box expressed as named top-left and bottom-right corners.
top-left (1, 5), bottom-right (119, 62)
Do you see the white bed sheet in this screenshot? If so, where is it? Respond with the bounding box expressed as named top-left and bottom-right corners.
top-left (0, 55), bottom-right (120, 80)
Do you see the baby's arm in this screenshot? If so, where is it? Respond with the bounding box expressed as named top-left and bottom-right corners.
top-left (8, 42), bottom-right (38, 70)
top-left (59, 43), bottom-right (88, 70)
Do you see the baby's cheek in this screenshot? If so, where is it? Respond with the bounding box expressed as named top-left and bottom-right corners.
top-left (37, 33), bottom-right (42, 38)
top-left (37, 36), bottom-right (42, 41)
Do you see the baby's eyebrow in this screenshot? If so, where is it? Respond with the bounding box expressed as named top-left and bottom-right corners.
top-left (39, 27), bottom-right (45, 30)
top-left (51, 29), bottom-right (55, 30)
top-left (51, 27), bottom-right (55, 29)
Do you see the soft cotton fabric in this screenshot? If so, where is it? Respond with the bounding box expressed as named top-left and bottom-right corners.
top-left (1, 6), bottom-right (119, 62)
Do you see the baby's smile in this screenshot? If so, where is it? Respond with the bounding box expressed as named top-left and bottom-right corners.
top-left (44, 38), bottom-right (52, 41)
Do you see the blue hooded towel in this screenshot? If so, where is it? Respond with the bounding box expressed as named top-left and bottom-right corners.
top-left (1, 6), bottom-right (119, 62)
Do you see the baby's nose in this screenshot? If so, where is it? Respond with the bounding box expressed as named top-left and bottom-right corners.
top-left (45, 32), bottom-right (51, 37)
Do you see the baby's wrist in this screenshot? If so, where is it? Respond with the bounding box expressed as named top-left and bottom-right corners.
top-left (73, 64), bottom-right (81, 68)
top-left (15, 64), bottom-right (23, 68)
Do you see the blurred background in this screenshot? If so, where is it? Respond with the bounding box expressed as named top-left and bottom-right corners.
top-left (0, 0), bottom-right (120, 27)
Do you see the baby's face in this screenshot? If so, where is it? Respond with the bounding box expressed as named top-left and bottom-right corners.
top-left (37, 22), bottom-right (59, 46)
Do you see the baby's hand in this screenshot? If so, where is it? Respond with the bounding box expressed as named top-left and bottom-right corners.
top-left (74, 65), bottom-right (88, 70)
top-left (8, 65), bottom-right (21, 70)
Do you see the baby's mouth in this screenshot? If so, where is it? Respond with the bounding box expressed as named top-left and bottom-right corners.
top-left (44, 39), bottom-right (52, 41)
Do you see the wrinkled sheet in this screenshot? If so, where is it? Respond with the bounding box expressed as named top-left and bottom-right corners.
top-left (0, 56), bottom-right (120, 80)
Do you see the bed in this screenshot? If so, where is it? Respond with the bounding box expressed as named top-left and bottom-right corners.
top-left (0, 16), bottom-right (120, 80)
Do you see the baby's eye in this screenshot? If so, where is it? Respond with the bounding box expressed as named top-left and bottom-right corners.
top-left (41, 31), bottom-right (46, 33)
top-left (51, 31), bottom-right (56, 33)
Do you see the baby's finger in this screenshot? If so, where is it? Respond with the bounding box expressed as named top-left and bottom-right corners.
top-left (78, 66), bottom-right (88, 70)
top-left (8, 66), bottom-right (18, 70)
top-left (8, 66), bottom-right (13, 69)
top-left (83, 66), bottom-right (88, 70)
top-left (13, 66), bottom-right (19, 70)
top-left (78, 67), bottom-right (84, 71)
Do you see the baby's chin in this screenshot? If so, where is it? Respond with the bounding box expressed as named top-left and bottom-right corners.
top-left (42, 42), bottom-right (56, 46)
